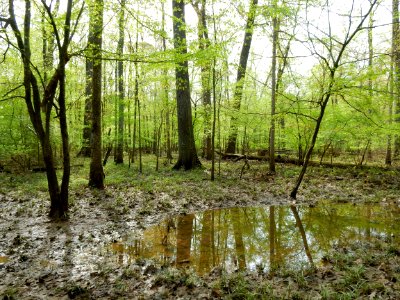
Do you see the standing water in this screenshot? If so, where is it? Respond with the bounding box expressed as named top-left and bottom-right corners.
top-left (108, 202), bottom-right (400, 274)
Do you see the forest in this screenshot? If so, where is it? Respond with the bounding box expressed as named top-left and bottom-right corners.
top-left (1, 0), bottom-right (400, 299)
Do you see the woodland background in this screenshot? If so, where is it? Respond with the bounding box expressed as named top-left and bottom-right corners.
top-left (0, 0), bottom-right (395, 215)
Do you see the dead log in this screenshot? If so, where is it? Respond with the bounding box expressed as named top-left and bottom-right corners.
top-left (216, 151), bottom-right (398, 171)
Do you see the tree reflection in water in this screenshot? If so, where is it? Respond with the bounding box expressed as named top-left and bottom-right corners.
top-left (109, 203), bottom-right (400, 274)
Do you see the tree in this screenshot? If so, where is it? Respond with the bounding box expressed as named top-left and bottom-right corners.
top-left (192, 0), bottom-right (212, 160)
top-left (114, 0), bottom-right (126, 164)
top-left (388, 0), bottom-right (399, 164)
top-left (2, 0), bottom-right (80, 218)
top-left (290, 0), bottom-right (378, 199)
top-left (172, 0), bottom-right (202, 170)
top-left (269, 1), bottom-right (278, 173)
top-left (161, 1), bottom-right (173, 162)
top-left (78, 7), bottom-right (95, 158)
top-left (225, 0), bottom-right (258, 154)
top-left (88, 0), bottom-right (105, 188)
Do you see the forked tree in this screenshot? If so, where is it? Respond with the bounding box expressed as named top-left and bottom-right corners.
top-left (1, 0), bottom-right (83, 218)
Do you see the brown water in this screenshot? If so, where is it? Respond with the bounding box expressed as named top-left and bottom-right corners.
top-left (109, 203), bottom-right (400, 274)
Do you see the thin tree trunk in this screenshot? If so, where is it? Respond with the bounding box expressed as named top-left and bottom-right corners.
top-left (225, 0), bottom-right (258, 153)
top-left (269, 206), bottom-right (276, 273)
top-left (290, 206), bottom-right (314, 268)
top-left (162, 2), bottom-right (173, 161)
top-left (393, 0), bottom-right (400, 158)
top-left (192, 0), bottom-right (212, 160)
top-left (134, 25), bottom-right (143, 173)
top-left (269, 10), bottom-right (278, 173)
top-left (114, 0), bottom-right (125, 164)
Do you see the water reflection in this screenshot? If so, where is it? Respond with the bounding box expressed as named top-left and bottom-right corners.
top-left (110, 203), bottom-right (400, 274)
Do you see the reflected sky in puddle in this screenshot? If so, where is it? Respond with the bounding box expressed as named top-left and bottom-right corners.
top-left (109, 203), bottom-right (400, 275)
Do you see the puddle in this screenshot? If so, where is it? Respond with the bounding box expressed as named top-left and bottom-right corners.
top-left (109, 203), bottom-right (400, 274)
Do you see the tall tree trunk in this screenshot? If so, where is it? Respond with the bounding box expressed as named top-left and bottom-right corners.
top-left (162, 2), bottom-right (173, 161)
top-left (269, 9), bottom-right (278, 173)
top-left (89, 0), bottom-right (105, 188)
top-left (79, 12), bottom-right (95, 158)
top-left (192, 0), bottom-right (212, 160)
top-left (393, 0), bottom-right (400, 158)
top-left (172, 0), bottom-right (202, 170)
top-left (134, 24), bottom-right (143, 173)
top-left (225, 0), bottom-right (258, 153)
top-left (115, 0), bottom-right (126, 164)
top-left (388, 0), bottom-right (399, 165)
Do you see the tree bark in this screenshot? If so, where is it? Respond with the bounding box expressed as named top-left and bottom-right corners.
top-left (225, 0), bottom-right (258, 153)
top-left (78, 13), bottom-right (95, 158)
top-left (89, 0), bottom-right (105, 189)
top-left (114, 0), bottom-right (126, 164)
top-left (393, 0), bottom-right (400, 158)
top-left (172, 0), bottom-right (202, 170)
top-left (192, 0), bottom-right (212, 160)
top-left (162, 2), bottom-right (173, 161)
top-left (269, 9), bottom-right (278, 173)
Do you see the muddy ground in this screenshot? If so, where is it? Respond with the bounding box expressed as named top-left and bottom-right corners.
top-left (1, 160), bottom-right (400, 299)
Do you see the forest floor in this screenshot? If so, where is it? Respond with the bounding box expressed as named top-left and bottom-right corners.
top-left (1, 156), bottom-right (400, 299)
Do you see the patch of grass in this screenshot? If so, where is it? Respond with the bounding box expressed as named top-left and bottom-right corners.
top-left (154, 267), bottom-right (201, 288)
top-left (1, 287), bottom-right (18, 300)
top-left (66, 283), bottom-right (89, 299)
